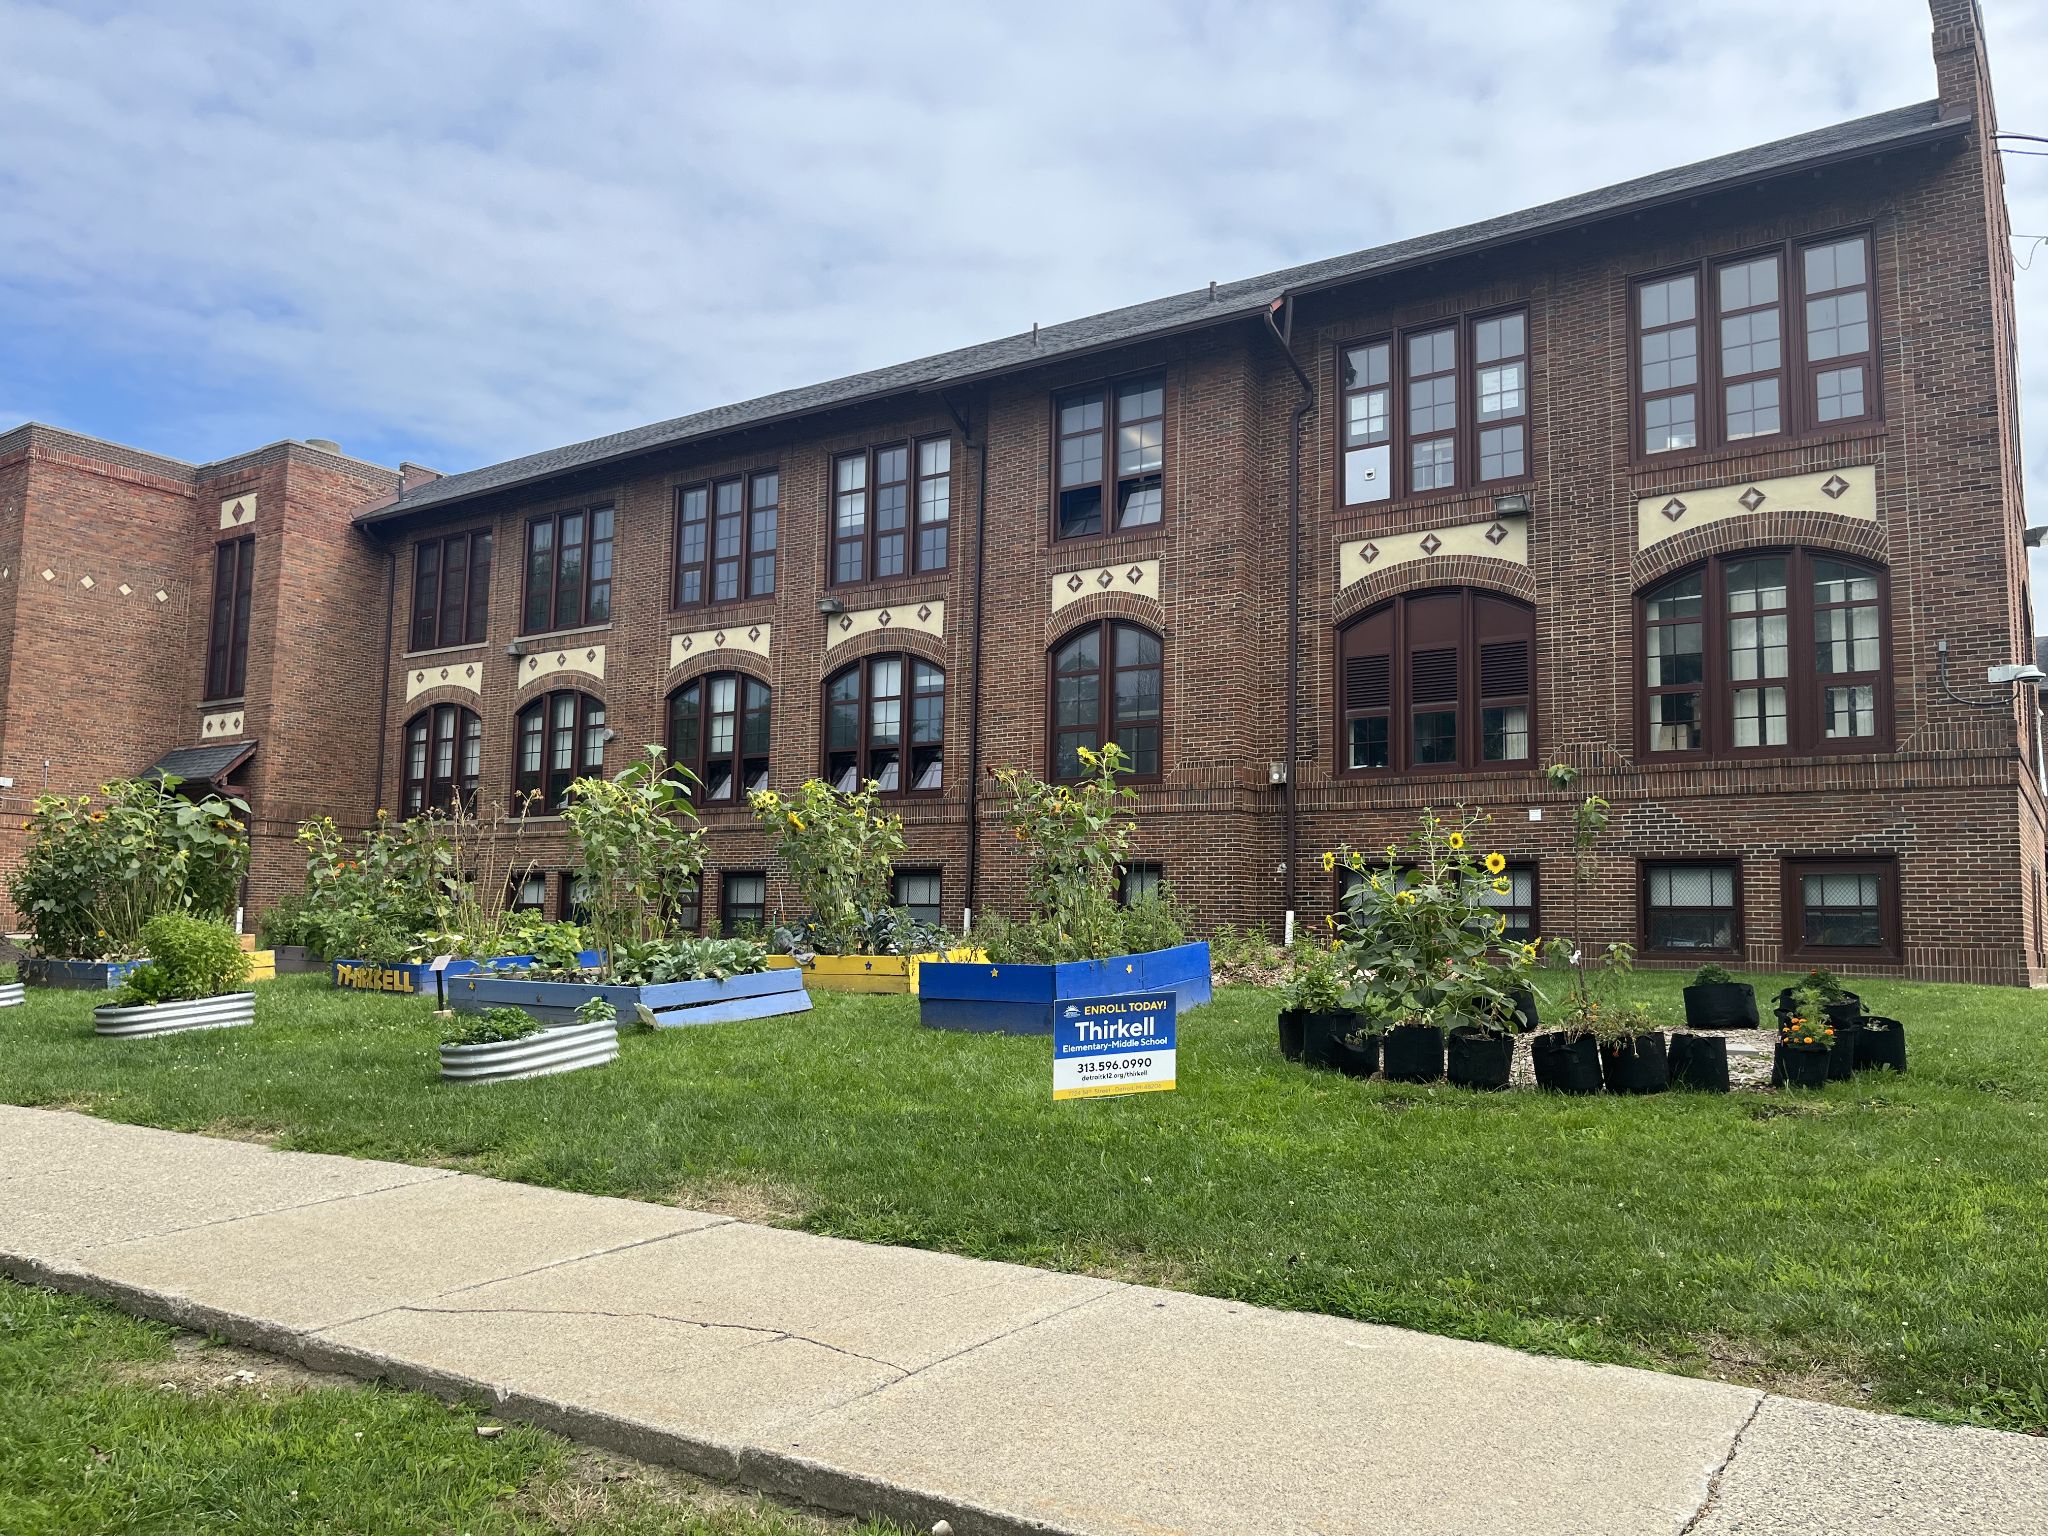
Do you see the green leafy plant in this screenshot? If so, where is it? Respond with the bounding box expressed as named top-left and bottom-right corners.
top-left (256, 889), bottom-right (320, 952)
top-left (415, 795), bottom-right (549, 961)
top-left (9, 777), bottom-right (248, 960)
top-left (609, 936), bottom-right (767, 985)
top-left (560, 747), bottom-right (704, 976)
top-left (1330, 807), bottom-right (1533, 1036)
top-left (574, 995), bottom-right (617, 1027)
top-left (1539, 762), bottom-right (1636, 1040)
top-left (1796, 967), bottom-right (1849, 1003)
top-left (296, 812), bottom-right (453, 964)
top-left (1779, 987), bottom-right (1837, 1050)
top-left (112, 913), bottom-right (250, 1006)
top-left (1282, 942), bottom-right (1349, 1015)
top-left (442, 1006), bottom-right (543, 1047)
top-left (748, 779), bottom-right (902, 955)
top-left (1690, 962), bottom-right (1739, 987)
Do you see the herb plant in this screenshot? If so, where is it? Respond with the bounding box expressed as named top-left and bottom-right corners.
top-left (111, 913), bottom-right (251, 1006)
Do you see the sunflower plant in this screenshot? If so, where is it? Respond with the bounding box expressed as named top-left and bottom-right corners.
top-left (748, 777), bottom-right (904, 956)
top-left (1329, 806), bottom-right (1532, 1036)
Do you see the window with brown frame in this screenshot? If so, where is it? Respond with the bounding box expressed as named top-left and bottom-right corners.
top-left (891, 868), bottom-right (943, 925)
top-left (667, 672), bottom-right (769, 806)
top-left (409, 529), bottom-right (492, 651)
top-left (204, 535), bottom-right (254, 701)
top-left (508, 870), bottom-right (549, 912)
top-left (1638, 549), bottom-right (1888, 760)
top-left (1055, 374), bottom-right (1163, 538)
top-left (1336, 590), bottom-right (1533, 774)
top-left (513, 690), bottom-right (605, 811)
top-left (401, 703), bottom-right (482, 815)
top-left (1633, 232), bottom-right (1876, 456)
top-left (674, 470), bottom-right (778, 608)
top-left (719, 870), bottom-right (767, 934)
top-left (1119, 862), bottom-right (1163, 907)
top-left (1640, 861), bottom-right (1741, 955)
top-left (1783, 856), bottom-right (1899, 962)
top-left (1339, 308), bottom-right (1528, 507)
top-left (521, 505), bottom-right (613, 634)
top-left (823, 654), bottom-right (943, 795)
top-left (1050, 620), bottom-right (1162, 782)
top-left (831, 439), bottom-right (950, 585)
top-left (1478, 862), bottom-right (1539, 943)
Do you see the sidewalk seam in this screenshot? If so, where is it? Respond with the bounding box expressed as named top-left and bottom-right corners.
top-left (43, 1166), bottom-right (458, 1255)
top-left (1679, 1391), bottom-right (1767, 1535)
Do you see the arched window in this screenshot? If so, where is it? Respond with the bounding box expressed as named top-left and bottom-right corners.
top-left (668, 672), bottom-right (770, 804)
top-left (402, 704), bottom-right (481, 815)
top-left (1639, 550), bottom-right (1887, 758)
top-left (514, 690), bottom-right (605, 811)
top-left (823, 654), bottom-right (943, 795)
top-left (1050, 620), bottom-right (1162, 780)
top-left (1336, 590), bottom-right (1532, 773)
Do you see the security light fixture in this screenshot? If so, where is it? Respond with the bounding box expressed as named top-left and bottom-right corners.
top-left (818, 596), bottom-right (846, 618)
top-left (1491, 492), bottom-right (1532, 518)
top-left (1935, 638), bottom-right (2046, 708)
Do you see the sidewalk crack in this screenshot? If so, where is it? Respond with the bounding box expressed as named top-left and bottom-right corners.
top-left (1679, 1394), bottom-right (1767, 1535)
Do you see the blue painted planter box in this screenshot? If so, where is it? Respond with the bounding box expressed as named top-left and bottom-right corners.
top-left (332, 951), bottom-right (605, 998)
top-left (448, 966), bottom-right (811, 1028)
top-left (918, 941), bottom-right (1212, 1035)
top-left (22, 956), bottom-right (145, 990)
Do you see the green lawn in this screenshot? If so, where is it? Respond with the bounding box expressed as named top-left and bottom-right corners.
top-left (0, 1277), bottom-right (898, 1535)
top-left (1, 971), bottom-right (2044, 1434)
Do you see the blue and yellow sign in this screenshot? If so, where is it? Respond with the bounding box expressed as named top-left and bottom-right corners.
top-left (1052, 992), bottom-right (1176, 1100)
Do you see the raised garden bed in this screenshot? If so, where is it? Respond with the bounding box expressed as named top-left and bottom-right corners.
top-left (438, 1019), bottom-right (619, 1084)
top-left (447, 966), bottom-right (810, 1028)
top-left (22, 957), bottom-right (145, 991)
top-left (765, 946), bottom-right (985, 995)
top-left (918, 941), bottom-right (1211, 1035)
top-left (331, 951), bottom-right (604, 997)
top-left (92, 991), bottom-right (256, 1039)
top-left (272, 944), bottom-right (324, 974)
top-left (0, 982), bottom-right (23, 1008)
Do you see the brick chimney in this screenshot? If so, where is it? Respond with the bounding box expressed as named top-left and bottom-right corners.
top-left (1930, 0), bottom-right (1995, 127)
top-left (398, 462), bottom-right (443, 494)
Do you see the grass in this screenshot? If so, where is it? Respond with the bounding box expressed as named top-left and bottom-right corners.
top-left (0, 1277), bottom-right (899, 1534)
top-left (1, 971), bottom-right (2044, 1435)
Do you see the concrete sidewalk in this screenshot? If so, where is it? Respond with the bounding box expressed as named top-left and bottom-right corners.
top-left (1, 1106), bottom-right (2042, 1536)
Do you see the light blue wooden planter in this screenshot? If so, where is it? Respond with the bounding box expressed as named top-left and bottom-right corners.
top-left (448, 966), bottom-right (811, 1028)
top-left (22, 956), bottom-right (145, 991)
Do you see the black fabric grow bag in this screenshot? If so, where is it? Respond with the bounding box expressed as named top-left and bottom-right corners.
top-left (1855, 1017), bottom-right (1907, 1073)
top-left (1774, 1041), bottom-right (1831, 1089)
top-left (1298, 1010), bottom-right (1357, 1069)
top-left (1682, 983), bottom-right (1758, 1030)
top-left (1446, 1027), bottom-right (1513, 1090)
top-left (1666, 1031), bottom-right (1731, 1092)
top-left (1530, 1032), bottom-right (1602, 1094)
top-left (1600, 1032), bottom-right (1669, 1095)
top-left (1381, 1022), bottom-right (1446, 1083)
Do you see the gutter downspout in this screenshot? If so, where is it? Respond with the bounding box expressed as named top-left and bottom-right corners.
top-left (1264, 297), bottom-right (1313, 940)
top-left (370, 537), bottom-right (396, 817)
top-left (944, 390), bottom-right (990, 928)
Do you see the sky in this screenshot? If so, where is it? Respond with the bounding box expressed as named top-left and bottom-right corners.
top-left (2, 0), bottom-right (2044, 607)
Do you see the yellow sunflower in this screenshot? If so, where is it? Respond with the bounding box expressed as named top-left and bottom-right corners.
top-left (1520, 942), bottom-right (1539, 962)
top-left (1446, 831), bottom-right (1465, 851)
top-left (1484, 851), bottom-right (1507, 875)
top-left (1396, 890), bottom-right (1417, 906)
top-left (1493, 877), bottom-right (1511, 895)
top-left (1321, 850), bottom-right (1336, 872)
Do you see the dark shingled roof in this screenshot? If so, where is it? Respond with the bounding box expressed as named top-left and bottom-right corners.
top-left (359, 99), bottom-right (1958, 530)
top-left (146, 741), bottom-right (255, 787)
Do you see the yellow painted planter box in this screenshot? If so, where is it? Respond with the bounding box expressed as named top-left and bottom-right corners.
top-left (246, 949), bottom-right (275, 981)
top-left (766, 948), bottom-right (987, 995)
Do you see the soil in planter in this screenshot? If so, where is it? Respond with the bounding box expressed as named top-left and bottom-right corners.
top-left (1381, 1022), bottom-right (1445, 1083)
top-left (1774, 988), bottom-right (1861, 1028)
top-left (1530, 1032), bottom-right (1601, 1094)
top-left (1298, 1011), bottom-right (1356, 1070)
top-left (1774, 1042), bottom-right (1832, 1089)
top-left (1600, 1032), bottom-right (1669, 1095)
top-left (1856, 1017), bottom-right (1907, 1073)
top-left (1330, 1033), bottom-right (1381, 1080)
top-left (1667, 1031), bottom-right (1731, 1092)
top-left (1277, 1008), bottom-right (1307, 1063)
top-left (1683, 983), bottom-right (1758, 1030)
top-left (1446, 1027), bottom-right (1513, 1090)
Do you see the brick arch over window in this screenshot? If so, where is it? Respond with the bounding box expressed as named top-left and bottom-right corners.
top-left (1040, 589), bottom-right (1164, 647)
top-left (667, 670), bottom-right (770, 807)
top-left (513, 689), bottom-right (607, 812)
top-left (1636, 546), bottom-right (1891, 760)
top-left (1335, 589), bottom-right (1534, 775)
top-left (401, 702), bottom-right (481, 816)
top-left (661, 647), bottom-right (770, 685)
top-left (1048, 618), bottom-right (1164, 783)
top-left (1332, 555), bottom-right (1534, 626)
top-left (822, 653), bottom-right (944, 796)
top-left (821, 626), bottom-right (948, 675)
top-left (1632, 509), bottom-right (1887, 588)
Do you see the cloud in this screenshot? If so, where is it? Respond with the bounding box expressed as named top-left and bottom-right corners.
top-left (0, 0), bottom-right (2043, 628)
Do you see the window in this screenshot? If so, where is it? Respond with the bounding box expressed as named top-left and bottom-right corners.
top-left (674, 470), bottom-right (778, 608)
top-left (564, 873), bottom-right (595, 928)
top-left (720, 870), bottom-right (766, 934)
top-left (1642, 862), bottom-right (1740, 954)
top-left (1784, 856), bottom-right (1898, 961)
top-left (1637, 550), bottom-right (1888, 759)
top-left (824, 654), bottom-right (943, 795)
top-left (1050, 620), bottom-right (1162, 781)
top-left (521, 505), bottom-right (613, 633)
top-left (1634, 232), bottom-right (1875, 455)
top-left (668, 672), bottom-right (770, 805)
top-left (892, 868), bottom-right (942, 926)
top-left (1337, 590), bottom-right (1533, 774)
top-left (1477, 862), bottom-right (1538, 943)
top-left (513, 690), bottom-right (605, 811)
top-left (204, 535), bottom-right (254, 701)
top-left (1055, 374), bottom-right (1163, 538)
top-left (670, 881), bottom-right (702, 935)
top-left (508, 870), bottom-right (548, 912)
top-left (410, 529), bottom-right (492, 650)
top-left (832, 439), bottom-right (950, 584)
top-left (1339, 308), bottom-right (1529, 506)
top-left (1119, 863), bottom-right (1163, 906)
top-left (401, 704), bottom-right (482, 815)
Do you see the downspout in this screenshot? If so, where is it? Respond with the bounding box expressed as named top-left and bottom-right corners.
top-left (944, 390), bottom-right (990, 928)
top-left (370, 536), bottom-right (396, 817)
top-left (1264, 297), bottom-right (1314, 939)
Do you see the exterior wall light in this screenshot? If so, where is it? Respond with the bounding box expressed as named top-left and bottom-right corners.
top-left (1492, 492), bottom-right (1532, 518)
top-left (818, 596), bottom-right (846, 617)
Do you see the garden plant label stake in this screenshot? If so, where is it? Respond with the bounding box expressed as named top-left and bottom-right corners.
top-left (1053, 993), bottom-right (1176, 1100)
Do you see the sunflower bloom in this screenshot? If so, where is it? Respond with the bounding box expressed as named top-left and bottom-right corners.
top-left (1321, 850), bottom-right (1336, 872)
top-left (1447, 831), bottom-right (1465, 851)
top-left (1484, 851), bottom-right (1506, 875)
top-left (1493, 877), bottom-right (1511, 895)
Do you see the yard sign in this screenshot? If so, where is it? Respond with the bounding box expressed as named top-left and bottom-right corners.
top-left (1053, 992), bottom-right (1176, 1100)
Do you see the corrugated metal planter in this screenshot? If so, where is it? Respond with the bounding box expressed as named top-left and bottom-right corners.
top-left (439, 1020), bottom-right (619, 1084)
top-left (23, 956), bottom-right (145, 990)
top-left (92, 991), bottom-right (256, 1039)
top-left (918, 941), bottom-right (1212, 1035)
top-left (0, 982), bottom-right (24, 1007)
top-left (449, 967), bottom-right (810, 1028)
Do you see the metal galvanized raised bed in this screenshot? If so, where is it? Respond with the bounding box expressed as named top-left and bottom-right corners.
top-left (439, 1019), bottom-right (620, 1084)
top-left (92, 991), bottom-right (257, 1039)
top-left (0, 982), bottom-right (23, 1008)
